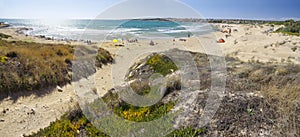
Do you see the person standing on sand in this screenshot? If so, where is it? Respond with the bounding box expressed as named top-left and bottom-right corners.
top-left (150, 40), bottom-right (155, 46)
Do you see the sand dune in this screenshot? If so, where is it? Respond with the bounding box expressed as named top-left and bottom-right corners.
top-left (0, 23), bottom-right (299, 136)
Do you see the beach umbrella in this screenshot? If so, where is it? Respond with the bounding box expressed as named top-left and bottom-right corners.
top-left (113, 39), bottom-right (118, 43)
top-left (217, 38), bottom-right (225, 43)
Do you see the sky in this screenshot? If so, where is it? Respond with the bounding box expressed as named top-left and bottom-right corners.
top-left (0, 0), bottom-right (299, 20)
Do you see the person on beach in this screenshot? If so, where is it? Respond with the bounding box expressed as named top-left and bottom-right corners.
top-left (150, 40), bottom-right (155, 46)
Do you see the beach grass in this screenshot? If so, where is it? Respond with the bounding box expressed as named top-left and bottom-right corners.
top-left (271, 19), bottom-right (300, 36)
top-left (0, 40), bottom-right (113, 94)
top-left (0, 40), bottom-right (73, 93)
top-left (230, 61), bottom-right (300, 135)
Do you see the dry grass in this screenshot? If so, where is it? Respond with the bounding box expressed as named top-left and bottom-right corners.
top-left (262, 84), bottom-right (300, 136)
top-left (228, 61), bottom-right (300, 136)
top-left (0, 40), bottom-right (73, 93)
top-left (0, 40), bottom-right (113, 96)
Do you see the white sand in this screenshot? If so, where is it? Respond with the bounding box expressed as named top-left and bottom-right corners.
top-left (0, 85), bottom-right (76, 136)
top-left (214, 24), bottom-right (300, 63)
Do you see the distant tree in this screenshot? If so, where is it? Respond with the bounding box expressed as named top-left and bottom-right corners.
top-left (285, 19), bottom-right (295, 26)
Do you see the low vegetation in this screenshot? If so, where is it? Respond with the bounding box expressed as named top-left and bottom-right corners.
top-left (26, 107), bottom-right (109, 137)
top-left (208, 19), bottom-right (300, 36)
top-left (146, 54), bottom-right (178, 76)
top-left (24, 49), bottom-right (300, 136)
top-left (226, 60), bottom-right (300, 136)
top-left (96, 48), bottom-right (114, 68)
top-left (29, 51), bottom-right (207, 136)
top-left (103, 53), bottom-right (178, 123)
top-left (0, 40), bottom-right (113, 95)
top-left (271, 19), bottom-right (300, 36)
top-left (0, 33), bottom-right (12, 39)
top-left (166, 127), bottom-right (206, 137)
top-left (28, 105), bottom-right (207, 137)
top-left (0, 40), bottom-right (73, 93)
top-left (114, 101), bottom-right (174, 122)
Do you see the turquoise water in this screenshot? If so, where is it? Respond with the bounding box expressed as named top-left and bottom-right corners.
top-left (0, 19), bottom-right (216, 41)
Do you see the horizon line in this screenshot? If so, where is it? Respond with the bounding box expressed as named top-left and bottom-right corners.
top-left (0, 17), bottom-right (299, 21)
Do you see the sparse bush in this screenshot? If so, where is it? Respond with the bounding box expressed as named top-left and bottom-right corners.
top-left (26, 107), bottom-right (109, 137)
top-left (0, 33), bottom-right (11, 39)
top-left (234, 40), bottom-right (238, 45)
top-left (291, 46), bottom-right (298, 52)
top-left (275, 66), bottom-right (289, 76)
top-left (0, 56), bottom-right (8, 63)
top-left (273, 19), bottom-right (300, 36)
top-left (96, 48), bottom-right (114, 68)
top-left (6, 51), bottom-right (18, 58)
top-left (249, 68), bottom-right (264, 82)
top-left (166, 127), bottom-right (206, 137)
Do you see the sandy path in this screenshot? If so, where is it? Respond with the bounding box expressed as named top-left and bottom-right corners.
top-left (0, 85), bottom-right (76, 136)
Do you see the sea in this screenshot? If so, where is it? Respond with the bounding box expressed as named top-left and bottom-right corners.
top-left (0, 19), bottom-right (217, 41)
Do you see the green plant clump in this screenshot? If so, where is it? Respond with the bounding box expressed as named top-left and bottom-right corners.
top-left (146, 54), bottom-right (178, 76)
top-left (96, 48), bottom-right (114, 68)
top-left (0, 33), bottom-right (12, 39)
top-left (272, 19), bottom-right (300, 36)
top-left (28, 106), bottom-right (207, 137)
top-left (114, 101), bottom-right (175, 122)
top-left (27, 109), bottom-right (109, 137)
top-left (0, 56), bottom-right (8, 63)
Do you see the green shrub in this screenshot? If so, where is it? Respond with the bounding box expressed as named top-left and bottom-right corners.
top-left (28, 105), bottom-right (208, 137)
top-left (146, 54), bottom-right (178, 76)
top-left (6, 51), bottom-right (18, 58)
top-left (96, 48), bottom-right (114, 68)
top-left (0, 33), bottom-right (11, 39)
top-left (114, 101), bottom-right (175, 122)
top-left (291, 47), bottom-right (298, 52)
top-left (272, 20), bottom-right (300, 36)
top-left (27, 108), bottom-right (109, 137)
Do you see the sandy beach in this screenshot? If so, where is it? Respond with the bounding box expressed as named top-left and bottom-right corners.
top-left (1, 23), bottom-right (299, 64)
top-left (0, 23), bottom-right (300, 136)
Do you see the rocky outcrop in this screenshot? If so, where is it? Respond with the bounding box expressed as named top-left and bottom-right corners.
top-left (0, 22), bottom-right (9, 28)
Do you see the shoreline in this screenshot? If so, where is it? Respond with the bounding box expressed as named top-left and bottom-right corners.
top-left (1, 23), bottom-right (300, 64)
